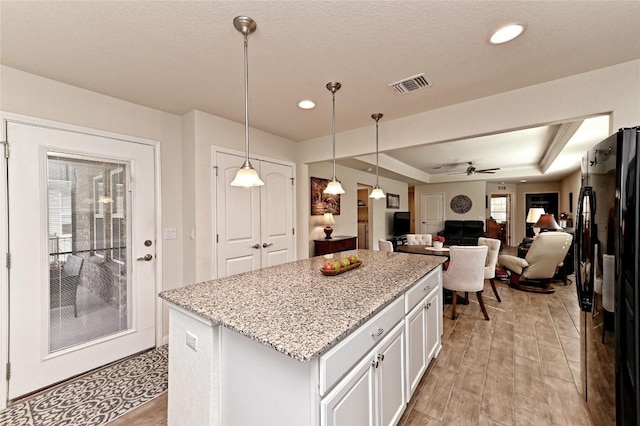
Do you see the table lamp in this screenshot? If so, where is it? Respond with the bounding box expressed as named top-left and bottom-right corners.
top-left (526, 208), bottom-right (545, 237)
top-left (323, 213), bottom-right (336, 239)
top-left (533, 213), bottom-right (563, 232)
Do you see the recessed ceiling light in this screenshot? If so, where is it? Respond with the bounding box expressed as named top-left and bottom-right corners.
top-left (520, 179), bottom-right (527, 183)
top-left (490, 23), bottom-right (525, 44)
top-left (298, 100), bottom-right (316, 109)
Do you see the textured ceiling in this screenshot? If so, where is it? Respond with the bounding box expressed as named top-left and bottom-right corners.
top-left (1, 1), bottom-right (639, 183)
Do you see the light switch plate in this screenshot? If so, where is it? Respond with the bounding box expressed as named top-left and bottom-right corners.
top-left (165, 228), bottom-right (177, 240)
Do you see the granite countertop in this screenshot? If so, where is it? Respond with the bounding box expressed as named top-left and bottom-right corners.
top-left (159, 249), bottom-right (445, 362)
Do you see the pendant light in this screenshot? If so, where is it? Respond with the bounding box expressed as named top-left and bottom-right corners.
top-left (230, 16), bottom-right (264, 187)
top-left (369, 113), bottom-right (386, 199)
top-left (323, 82), bottom-right (345, 195)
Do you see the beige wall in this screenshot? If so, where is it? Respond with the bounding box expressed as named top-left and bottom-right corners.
top-left (485, 182), bottom-right (518, 245)
top-left (414, 180), bottom-right (487, 232)
top-left (515, 182), bottom-right (562, 243)
top-left (560, 169), bottom-right (582, 225)
top-left (307, 163), bottom-right (408, 256)
top-left (188, 110), bottom-right (298, 282)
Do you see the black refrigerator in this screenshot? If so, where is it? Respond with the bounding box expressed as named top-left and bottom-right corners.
top-left (576, 126), bottom-right (639, 426)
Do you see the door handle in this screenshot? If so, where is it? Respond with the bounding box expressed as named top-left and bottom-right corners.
top-left (137, 254), bottom-right (153, 261)
top-left (262, 243), bottom-right (273, 248)
top-left (252, 244), bottom-right (260, 249)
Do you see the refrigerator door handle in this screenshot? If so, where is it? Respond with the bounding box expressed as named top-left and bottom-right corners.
top-left (576, 186), bottom-right (596, 312)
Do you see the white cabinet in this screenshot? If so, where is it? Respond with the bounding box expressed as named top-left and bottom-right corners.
top-left (404, 267), bottom-right (442, 400)
top-left (425, 287), bottom-right (441, 362)
top-left (405, 300), bottom-right (427, 399)
top-left (322, 322), bottom-right (405, 426)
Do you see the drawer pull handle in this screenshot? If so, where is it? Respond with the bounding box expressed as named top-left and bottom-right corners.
top-left (372, 360), bottom-right (379, 369)
top-left (378, 354), bottom-right (385, 362)
top-left (372, 327), bottom-right (384, 337)
top-left (423, 286), bottom-right (431, 292)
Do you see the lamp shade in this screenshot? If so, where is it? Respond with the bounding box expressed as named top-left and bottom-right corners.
top-left (526, 208), bottom-right (545, 223)
top-left (369, 186), bottom-right (386, 199)
top-left (322, 212), bottom-right (335, 226)
top-left (324, 180), bottom-right (345, 195)
top-left (533, 213), bottom-right (563, 231)
top-left (230, 161), bottom-right (264, 187)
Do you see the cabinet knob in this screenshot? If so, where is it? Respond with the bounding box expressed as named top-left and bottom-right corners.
top-left (371, 327), bottom-right (384, 337)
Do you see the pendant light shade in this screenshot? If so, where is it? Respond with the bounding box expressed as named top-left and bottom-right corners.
top-left (230, 16), bottom-right (264, 188)
top-left (323, 82), bottom-right (345, 195)
top-left (369, 113), bottom-right (386, 199)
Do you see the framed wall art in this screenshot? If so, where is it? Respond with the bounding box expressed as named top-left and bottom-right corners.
top-left (310, 177), bottom-right (340, 215)
top-left (387, 193), bottom-right (400, 209)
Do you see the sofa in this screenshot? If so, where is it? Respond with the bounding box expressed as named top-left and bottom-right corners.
top-left (437, 220), bottom-right (487, 246)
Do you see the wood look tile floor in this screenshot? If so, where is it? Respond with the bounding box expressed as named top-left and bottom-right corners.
top-left (111, 264), bottom-right (593, 425)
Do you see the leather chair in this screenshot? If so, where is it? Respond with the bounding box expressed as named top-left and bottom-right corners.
top-left (498, 232), bottom-right (573, 294)
top-left (50, 254), bottom-right (84, 317)
top-left (378, 239), bottom-right (394, 252)
top-left (478, 237), bottom-right (502, 302)
top-left (405, 234), bottom-right (432, 246)
top-left (443, 245), bottom-right (490, 320)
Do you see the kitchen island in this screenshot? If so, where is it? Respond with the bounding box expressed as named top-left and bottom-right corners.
top-left (159, 249), bottom-right (445, 425)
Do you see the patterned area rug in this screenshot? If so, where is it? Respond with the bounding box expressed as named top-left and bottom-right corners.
top-left (0, 345), bottom-right (168, 426)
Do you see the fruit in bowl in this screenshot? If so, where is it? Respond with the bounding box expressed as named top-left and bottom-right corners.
top-left (348, 254), bottom-right (359, 264)
top-left (341, 258), bottom-right (351, 267)
top-left (323, 261), bottom-right (335, 271)
top-left (332, 261), bottom-right (342, 270)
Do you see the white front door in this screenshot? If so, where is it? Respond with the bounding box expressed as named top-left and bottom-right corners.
top-left (5, 120), bottom-right (157, 399)
top-left (215, 151), bottom-right (294, 278)
top-left (420, 193), bottom-right (444, 235)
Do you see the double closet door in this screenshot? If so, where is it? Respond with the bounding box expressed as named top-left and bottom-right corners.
top-left (215, 151), bottom-right (294, 278)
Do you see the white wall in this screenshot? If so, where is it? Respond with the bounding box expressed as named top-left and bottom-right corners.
top-left (0, 65), bottom-right (184, 341)
top-left (307, 162), bottom-right (408, 256)
top-left (560, 169), bottom-right (582, 225)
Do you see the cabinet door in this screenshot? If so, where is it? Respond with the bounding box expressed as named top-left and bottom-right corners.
top-left (376, 323), bottom-right (406, 426)
top-left (425, 290), bottom-right (441, 361)
top-left (405, 301), bottom-right (427, 399)
top-left (321, 355), bottom-right (375, 426)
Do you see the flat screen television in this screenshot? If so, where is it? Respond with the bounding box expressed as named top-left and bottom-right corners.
top-left (393, 211), bottom-right (410, 236)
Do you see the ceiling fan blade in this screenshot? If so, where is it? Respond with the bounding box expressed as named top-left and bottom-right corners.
top-left (477, 168), bottom-right (500, 173)
top-left (445, 171), bottom-right (469, 175)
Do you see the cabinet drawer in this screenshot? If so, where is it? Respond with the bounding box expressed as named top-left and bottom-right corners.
top-left (405, 267), bottom-right (440, 314)
top-left (319, 296), bottom-right (404, 396)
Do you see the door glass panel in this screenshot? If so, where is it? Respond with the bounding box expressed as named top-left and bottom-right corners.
top-left (48, 153), bottom-right (130, 353)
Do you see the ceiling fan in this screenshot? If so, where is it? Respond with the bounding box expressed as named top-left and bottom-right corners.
top-left (446, 162), bottom-right (500, 176)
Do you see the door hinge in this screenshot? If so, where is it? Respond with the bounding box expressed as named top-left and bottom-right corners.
top-left (290, 177), bottom-right (294, 186)
top-left (0, 140), bottom-right (8, 159)
top-left (292, 228), bottom-right (295, 235)
top-left (213, 166), bottom-right (218, 177)
top-left (6, 362), bottom-right (10, 380)
top-left (5, 253), bottom-right (10, 269)
top-left (216, 234), bottom-right (219, 243)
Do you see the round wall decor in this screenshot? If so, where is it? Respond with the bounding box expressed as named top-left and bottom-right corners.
top-left (450, 194), bottom-right (472, 214)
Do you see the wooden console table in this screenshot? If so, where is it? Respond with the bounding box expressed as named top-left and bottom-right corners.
top-left (314, 236), bottom-right (357, 256)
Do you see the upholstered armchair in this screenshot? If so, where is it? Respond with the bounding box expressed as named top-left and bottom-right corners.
top-left (405, 234), bottom-right (432, 246)
top-left (498, 232), bottom-right (573, 294)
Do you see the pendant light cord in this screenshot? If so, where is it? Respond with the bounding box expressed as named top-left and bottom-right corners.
top-left (243, 33), bottom-right (250, 164)
top-left (375, 118), bottom-right (380, 186)
top-left (331, 90), bottom-right (336, 180)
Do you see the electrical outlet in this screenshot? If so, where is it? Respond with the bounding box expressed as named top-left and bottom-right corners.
top-left (186, 331), bottom-right (198, 351)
